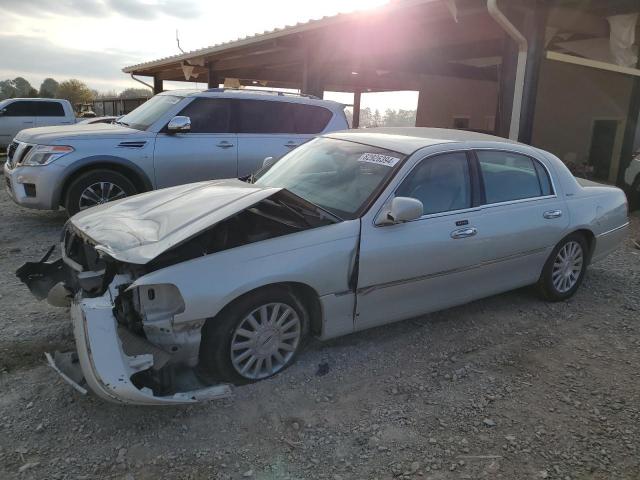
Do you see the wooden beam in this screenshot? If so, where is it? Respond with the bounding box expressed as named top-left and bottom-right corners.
top-left (153, 76), bottom-right (163, 94)
top-left (214, 49), bottom-right (303, 71)
top-left (353, 89), bottom-right (361, 128)
top-left (547, 51), bottom-right (640, 77)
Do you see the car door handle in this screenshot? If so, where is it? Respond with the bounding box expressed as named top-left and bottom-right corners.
top-left (216, 141), bottom-right (234, 149)
top-left (284, 142), bottom-right (299, 149)
top-left (23, 121), bottom-right (34, 124)
top-left (450, 227), bottom-right (477, 239)
top-left (543, 209), bottom-right (563, 219)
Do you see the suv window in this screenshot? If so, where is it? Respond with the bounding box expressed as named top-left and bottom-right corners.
top-left (34, 101), bottom-right (65, 117)
top-left (178, 98), bottom-right (231, 133)
top-left (396, 152), bottom-right (471, 215)
top-left (2, 101), bottom-right (34, 116)
top-left (235, 100), bottom-right (332, 134)
top-left (477, 150), bottom-right (553, 204)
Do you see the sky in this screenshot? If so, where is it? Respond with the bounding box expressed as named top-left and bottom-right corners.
top-left (0, 0), bottom-right (419, 111)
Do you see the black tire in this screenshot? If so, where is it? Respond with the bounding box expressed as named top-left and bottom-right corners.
top-left (537, 233), bottom-right (589, 302)
top-left (198, 286), bottom-right (309, 385)
top-left (64, 169), bottom-right (138, 216)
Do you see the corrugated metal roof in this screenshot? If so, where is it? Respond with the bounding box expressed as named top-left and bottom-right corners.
top-left (122, 0), bottom-right (442, 73)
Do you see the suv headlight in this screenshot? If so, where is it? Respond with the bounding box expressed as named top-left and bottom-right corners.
top-left (22, 145), bottom-right (74, 166)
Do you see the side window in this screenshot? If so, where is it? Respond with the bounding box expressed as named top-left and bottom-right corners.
top-left (291, 104), bottom-right (332, 133)
top-left (476, 151), bottom-right (553, 204)
top-left (234, 100), bottom-right (332, 134)
top-left (177, 98), bottom-right (231, 133)
top-left (2, 101), bottom-right (34, 116)
top-left (34, 101), bottom-right (65, 117)
top-left (396, 152), bottom-right (471, 215)
top-left (236, 100), bottom-right (294, 134)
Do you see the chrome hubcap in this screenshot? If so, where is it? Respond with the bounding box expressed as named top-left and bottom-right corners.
top-left (230, 302), bottom-right (301, 380)
top-left (552, 241), bottom-right (584, 293)
top-left (79, 182), bottom-right (127, 210)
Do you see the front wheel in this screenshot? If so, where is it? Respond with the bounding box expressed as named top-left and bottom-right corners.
top-left (64, 169), bottom-right (137, 216)
top-left (537, 233), bottom-right (588, 301)
top-left (199, 287), bottom-right (308, 385)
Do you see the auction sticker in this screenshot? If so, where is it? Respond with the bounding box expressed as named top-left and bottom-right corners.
top-left (357, 153), bottom-right (401, 167)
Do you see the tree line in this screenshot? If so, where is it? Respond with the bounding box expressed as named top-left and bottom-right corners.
top-left (0, 77), bottom-right (152, 108)
top-left (345, 107), bottom-right (417, 128)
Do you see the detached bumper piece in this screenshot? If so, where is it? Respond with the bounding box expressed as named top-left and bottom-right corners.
top-left (16, 246), bottom-right (74, 306)
top-left (70, 292), bottom-right (232, 405)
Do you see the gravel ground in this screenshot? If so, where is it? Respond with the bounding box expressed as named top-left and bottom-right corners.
top-left (1, 184), bottom-right (639, 480)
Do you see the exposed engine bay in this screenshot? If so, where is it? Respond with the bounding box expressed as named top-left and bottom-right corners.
top-left (16, 190), bottom-right (337, 404)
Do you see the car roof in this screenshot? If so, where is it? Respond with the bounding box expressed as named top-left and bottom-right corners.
top-left (325, 127), bottom-right (520, 155)
top-left (158, 88), bottom-right (344, 109)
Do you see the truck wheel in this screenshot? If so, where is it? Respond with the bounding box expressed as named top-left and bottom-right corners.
top-left (199, 287), bottom-right (309, 385)
top-left (536, 233), bottom-right (588, 302)
top-left (64, 169), bottom-right (137, 216)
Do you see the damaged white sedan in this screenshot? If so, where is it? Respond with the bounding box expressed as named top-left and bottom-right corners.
top-left (18, 128), bottom-right (629, 405)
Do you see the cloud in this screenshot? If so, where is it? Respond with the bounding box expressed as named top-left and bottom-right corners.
top-left (0, 34), bottom-right (140, 86)
top-left (0, 0), bottom-right (202, 20)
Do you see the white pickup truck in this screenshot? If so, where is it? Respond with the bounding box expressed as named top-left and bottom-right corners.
top-left (0, 98), bottom-right (76, 149)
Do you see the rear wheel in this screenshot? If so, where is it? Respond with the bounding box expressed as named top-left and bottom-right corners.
top-left (537, 233), bottom-right (588, 301)
top-left (64, 169), bottom-right (137, 216)
top-left (199, 287), bottom-right (309, 385)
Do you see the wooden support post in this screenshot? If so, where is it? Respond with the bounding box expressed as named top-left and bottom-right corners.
top-left (353, 89), bottom-right (361, 128)
top-left (207, 62), bottom-right (221, 89)
top-left (518, 2), bottom-right (548, 144)
top-left (301, 50), bottom-right (325, 99)
top-left (153, 76), bottom-right (163, 95)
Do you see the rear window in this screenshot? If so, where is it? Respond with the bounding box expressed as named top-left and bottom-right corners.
top-left (235, 100), bottom-right (332, 134)
top-left (34, 101), bottom-right (65, 117)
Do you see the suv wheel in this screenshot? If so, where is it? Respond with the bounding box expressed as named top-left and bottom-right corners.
top-left (64, 169), bottom-right (137, 216)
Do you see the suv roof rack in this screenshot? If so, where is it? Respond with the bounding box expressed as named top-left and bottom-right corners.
top-left (204, 87), bottom-right (320, 100)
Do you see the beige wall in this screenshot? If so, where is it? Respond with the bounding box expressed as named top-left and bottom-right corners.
top-left (415, 75), bottom-right (498, 132)
top-left (532, 58), bottom-right (634, 182)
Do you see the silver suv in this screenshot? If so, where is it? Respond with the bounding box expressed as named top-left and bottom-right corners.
top-left (4, 89), bottom-right (348, 215)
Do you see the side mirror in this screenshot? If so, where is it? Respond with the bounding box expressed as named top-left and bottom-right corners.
top-left (167, 116), bottom-right (191, 133)
top-left (262, 156), bottom-right (276, 170)
top-left (386, 197), bottom-right (423, 224)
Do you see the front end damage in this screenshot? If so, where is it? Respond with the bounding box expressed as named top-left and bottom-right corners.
top-left (17, 226), bottom-right (232, 405)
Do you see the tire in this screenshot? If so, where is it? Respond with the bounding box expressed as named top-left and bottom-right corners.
top-left (64, 169), bottom-right (138, 216)
top-left (198, 287), bottom-right (309, 385)
top-left (537, 233), bottom-right (588, 302)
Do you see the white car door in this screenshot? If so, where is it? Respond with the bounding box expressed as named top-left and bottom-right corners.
top-left (34, 101), bottom-right (74, 127)
top-left (0, 100), bottom-right (35, 145)
top-left (234, 99), bottom-right (332, 177)
top-left (356, 151), bottom-right (487, 331)
top-left (153, 98), bottom-right (238, 188)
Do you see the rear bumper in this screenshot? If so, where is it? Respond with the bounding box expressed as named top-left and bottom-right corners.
top-left (591, 222), bottom-right (629, 264)
top-left (69, 290), bottom-right (232, 405)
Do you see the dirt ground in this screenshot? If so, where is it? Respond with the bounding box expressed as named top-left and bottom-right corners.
top-left (0, 185), bottom-right (639, 480)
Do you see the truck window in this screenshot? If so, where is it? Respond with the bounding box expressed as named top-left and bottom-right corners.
top-left (2, 101), bottom-right (34, 116)
top-left (34, 101), bottom-right (65, 117)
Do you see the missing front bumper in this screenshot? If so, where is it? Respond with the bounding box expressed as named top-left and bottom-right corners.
top-left (54, 288), bottom-right (232, 406)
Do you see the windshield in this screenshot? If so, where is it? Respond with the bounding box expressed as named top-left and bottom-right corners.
top-left (255, 137), bottom-right (405, 219)
top-left (118, 95), bottom-right (182, 130)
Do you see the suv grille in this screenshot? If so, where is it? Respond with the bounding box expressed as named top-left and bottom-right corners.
top-left (6, 141), bottom-right (33, 168)
top-left (63, 227), bottom-right (105, 272)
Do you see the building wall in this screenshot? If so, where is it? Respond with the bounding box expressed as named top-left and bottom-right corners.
top-left (532, 58), bottom-right (634, 183)
top-left (415, 75), bottom-right (499, 132)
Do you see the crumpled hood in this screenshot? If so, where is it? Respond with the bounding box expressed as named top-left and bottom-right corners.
top-left (70, 179), bottom-right (282, 264)
top-left (15, 123), bottom-right (144, 144)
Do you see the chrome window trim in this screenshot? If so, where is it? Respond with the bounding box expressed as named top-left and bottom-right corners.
top-left (596, 222), bottom-right (630, 238)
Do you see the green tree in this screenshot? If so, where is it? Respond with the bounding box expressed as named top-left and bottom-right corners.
top-left (56, 79), bottom-right (94, 108)
top-left (119, 87), bottom-right (152, 99)
top-left (39, 78), bottom-right (59, 98)
top-left (0, 80), bottom-right (17, 100)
